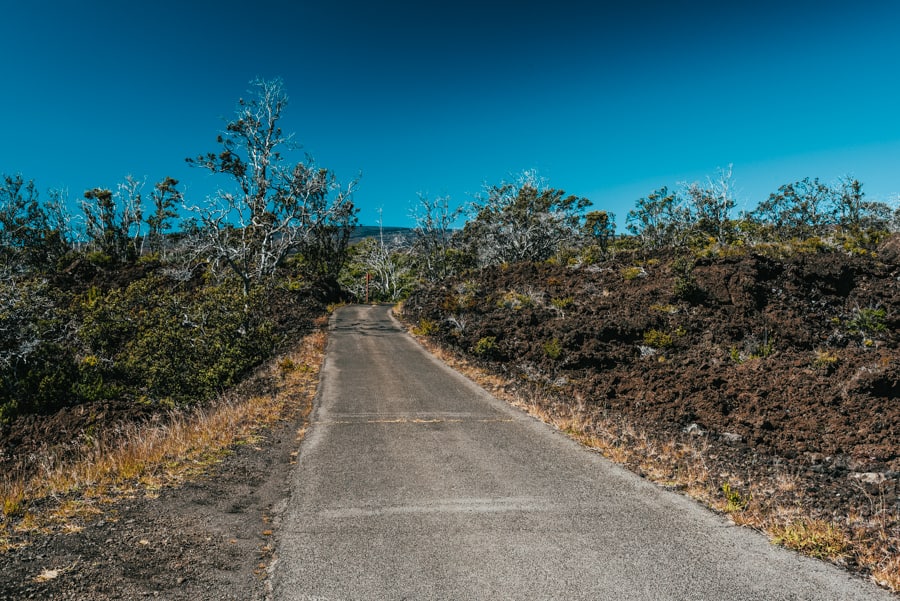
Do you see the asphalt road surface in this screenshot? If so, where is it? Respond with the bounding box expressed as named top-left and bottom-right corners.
top-left (271, 304), bottom-right (890, 600)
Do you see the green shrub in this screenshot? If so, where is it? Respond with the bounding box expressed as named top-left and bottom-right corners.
top-left (813, 349), bottom-right (839, 372)
top-left (551, 296), bottom-right (573, 309)
top-left (721, 482), bottom-right (750, 513)
top-left (84, 250), bottom-right (113, 267)
top-left (497, 290), bottom-right (537, 310)
top-left (846, 307), bottom-right (886, 336)
top-left (550, 296), bottom-right (573, 317)
top-left (0, 399), bottom-right (18, 424)
top-left (0, 277), bottom-right (80, 419)
top-left (542, 338), bottom-right (563, 360)
top-left (794, 236), bottom-right (826, 254)
top-left (122, 283), bottom-right (273, 403)
top-left (650, 303), bottom-right (678, 314)
top-left (0, 344), bottom-right (82, 421)
top-left (473, 336), bottom-right (498, 356)
top-left (412, 319), bottom-right (439, 336)
top-left (643, 329), bottom-right (673, 349)
top-left (621, 266), bottom-right (646, 280)
top-left (74, 276), bottom-right (275, 406)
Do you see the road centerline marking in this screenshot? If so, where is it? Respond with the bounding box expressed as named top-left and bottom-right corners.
top-left (318, 496), bottom-right (555, 518)
top-left (314, 417), bottom-right (516, 425)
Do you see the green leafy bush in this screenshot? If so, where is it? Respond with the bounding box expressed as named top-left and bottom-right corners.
top-left (76, 276), bottom-right (275, 406)
top-left (621, 266), bottom-right (646, 280)
top-left (542, 338), bottom-right (563, 360)
top-left (721, 481), bottom-right (751, 513)
top-left (846, 307), bottom-right (886, 336)
top-left (550, 296), bottom-right (573, 311)
top-left (643, 329), bottom-right (674, 349)
top-left (497, 290), bottom-right (537, 310)
top-left (670, 256), bottom-right (704, 303)
top-left (412, 319), bottom-right (439, 336)
top-left (473, 336), bottom-right (498, 357)
top-left (0, 278), bottom-right (79, 419)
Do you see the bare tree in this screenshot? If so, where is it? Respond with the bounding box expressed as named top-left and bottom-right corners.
top-left (683, 164), bottom-right (736, 244)
top-left (410, 193), bottom-right (462, 282)
top-left (461, 170), bottom-right (590, 267)
top-left (340, 210), bottom-right (414, 302)
top-left (186, 78), bottom-right (358, 295)
top-left (81, 176), bottom-right (144, 262)
top-left (366, 226), bottom-right (412, 301)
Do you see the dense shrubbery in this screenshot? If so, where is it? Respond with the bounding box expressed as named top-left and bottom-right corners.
top-left (0, 79), bottom-right (350, 423)
top-left (75, 276), bottom-right (275, 407)
top-left (0, 261), bottom-right (314, 423)
top-left (342, 166), bottom-right (897, 304)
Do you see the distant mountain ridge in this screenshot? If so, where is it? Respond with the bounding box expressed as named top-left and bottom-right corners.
top-left (350, 225), bottom-right (415, 244)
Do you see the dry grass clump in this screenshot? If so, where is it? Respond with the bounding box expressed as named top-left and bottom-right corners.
top-left (0, 329), bottom-right (326, 551)
top-left (406, 323), bottom-right (899, 593)
top-left (770, 519), bottom-right (851, 560)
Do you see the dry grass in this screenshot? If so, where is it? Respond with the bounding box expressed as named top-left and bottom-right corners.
top-left (872, 554), bottom-right (900, 591)
top-left (403, 318), bottom-right (899, 593)
top-left (0, 329), bottom-right (326, 551)
top-left (770, 518), bottom-right (851, 560)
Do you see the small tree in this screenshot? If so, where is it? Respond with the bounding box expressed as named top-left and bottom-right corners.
top-left (186, 78), bottom-right (358, 295)
top-left (626, 186), bottom-right (692, 249)
top-left (146, 176), bottom-right (182, 256)
top-left (410, 193), bottom-right (463, 282)
top-left (0, 175), bottom-right (70, 271)
top-left (832, 177), bottom-right (892, 233)
top-left (582, 210), bottom-right (616, 255)
top-left (43, 188), bottom-right (75, 252)
top-left (750, 176), bottom-right (893, 241)
top-left (750, 177), bottom-right (833, 239)
top-left (81, 176), bottom-right (144, 262)
top-left (461, 170), bottom-right (590, 267)
top-left (684, 164), bottom-right (736, 244)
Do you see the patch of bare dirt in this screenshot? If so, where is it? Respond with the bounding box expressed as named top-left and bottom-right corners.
top-left (0, 359), bottom-right (314, 601)
top-left (0, 415), bottom-right (302, 600)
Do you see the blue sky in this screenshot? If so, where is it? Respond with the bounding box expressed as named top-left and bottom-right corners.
top-left (2, 1), bottom-right (899, 227)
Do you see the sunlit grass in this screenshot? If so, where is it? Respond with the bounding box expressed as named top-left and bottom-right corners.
top-left (771, 518), bottom-right (851, 560)
top-left (0, 329), bottom-right (325, 549)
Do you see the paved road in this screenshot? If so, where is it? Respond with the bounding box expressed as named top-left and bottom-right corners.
top-left (271, 304), bottom-right (889, 600)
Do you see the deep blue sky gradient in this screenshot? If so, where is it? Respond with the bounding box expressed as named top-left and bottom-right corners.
top-left (3, 1), bottom-right (899, 227)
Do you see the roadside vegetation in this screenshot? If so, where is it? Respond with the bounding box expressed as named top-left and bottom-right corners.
top-left (0, 79), bottom-right (348, 547)
top-left (0, 329), bottom-right (325, 553)
top-left (392, 167), bottom-right (899, 591)
top-left (1, 76), bottom-right (898, 592)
